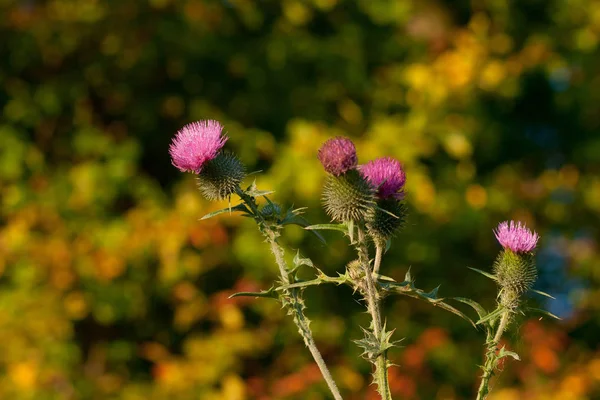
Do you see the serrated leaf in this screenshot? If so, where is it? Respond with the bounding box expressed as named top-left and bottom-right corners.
top-left (200, 203), bottom-right (251, 220)
top-left (468, 267), bottom-right (498, 281)
top-left (423, 285), bottom-right (440, 299)
top-left (525, 307), bottom-right (561, 320)
top-left (293, 251), bottom-right (314, 269)
top-left (228, 287), bottom-right (277, 299)
top-left (347, 220), bottom-right (354, 243)
top-left (276, 275), bottom-right (348, 291)
top-left (530, 289), bottom-right (556, 299)
top-left (304, 223), bottom-right (348, 233)
top-left (245, 180), bottom-right (275, 198)
top-left (498, 346), bottom-right (520, 361)
top-left (476, 306), bottom-right (505, 325)
top-left (380, 280), bottom-right (476, 328)
top-left (453, 297), bottom-right (488, 320)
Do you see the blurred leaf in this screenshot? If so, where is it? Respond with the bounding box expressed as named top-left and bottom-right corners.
top-left (200, 203), bottom-right (251, 220)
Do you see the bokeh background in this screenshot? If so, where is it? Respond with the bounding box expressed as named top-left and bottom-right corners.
top-left (1, 0), bottom-right (599, 399)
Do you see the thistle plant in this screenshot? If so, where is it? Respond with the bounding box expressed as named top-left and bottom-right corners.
top-left (170, 119), bottom-right (558, 400)
top-left (454, 221), bottom-right (558, 400)
top-left (170, 120), bottom-right (342, 399)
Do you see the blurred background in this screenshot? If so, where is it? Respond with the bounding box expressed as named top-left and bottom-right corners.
top-left (1, 0), bottom-right (599, 399)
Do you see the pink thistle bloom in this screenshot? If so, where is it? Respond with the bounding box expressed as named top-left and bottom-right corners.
top-left (494, 220), bottom-right (540, 253)
top-left (169, 120), bottom-right (227, 173)
top-left (318, 137), bottom-right (358, 176)
top-left (359, 157), bottom-right (406, 200)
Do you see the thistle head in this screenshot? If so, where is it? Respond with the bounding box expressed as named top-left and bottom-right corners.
top-left (359, 157), bottom-right (406, 200)
top-left (170, 120), bottom-right (227, 173)
top-left (367, 199), bottom-right (407, 246)
top-left (318, 137), bottom-right (358, 176)
top-left (322, 169), bottom-right (376, 222)
top-left (492, 221), bottom-right (540, 309)
top-left (494, 249), bottom-right (537, 309)
top-left (494, 221), bottom-right (539, 253)
top-left (196, 152), bottom-right (246, 201)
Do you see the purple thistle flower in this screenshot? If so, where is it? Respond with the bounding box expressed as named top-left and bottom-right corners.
top-left (494, 220), bottom-right (540, 253)
top-left (169, 120), bottom-right (227, 173)
top-left (359, 157), bottom-right (406, 200)
top-left (318, 137), bottom-right (358, 176)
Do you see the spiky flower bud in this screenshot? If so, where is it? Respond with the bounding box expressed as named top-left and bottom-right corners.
top-left (169, 120), bottom-right (227, 173)
top-left (261, 203), bottom-right (282, 220)
top-left (367, 200), bottom-right (407, 246)
top-left (492, 221), bottom-right (539, 309)
top-left (494, 249), bottom-right (537, 295)
top-left (322, 169), bottom-right (376, 222)
top-left (359, 157), bottom-right (406, 200)
top-left (318, 137), bottom-right (358, 176)
top-left (196, 152), bottom-right (245, 201)
top-left (346, 259), bottom-right (364, 281)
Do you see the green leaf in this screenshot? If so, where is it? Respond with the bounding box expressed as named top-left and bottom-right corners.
top-left (245, 180), bottom-right (275, 197)
top-left (379, 279), bottom-right (476, 328)
top-left (525, 307), bottom-right (561, 320)
top-left (304, 223), bottom-right (348, 233)
top-left (228, 287), bottom-right (277, 299)
top-left (498, 346), bottom-right (520, 361)
top-left (293, 250), bottom-right (314, 269)
top-left (276, 275), bottom-right (348, 291)
top-left (423, 285), bottom-right (440, 300)
top-left (452, 297), bottom-right (488, 321)
top-left (468, 267), bottom-right (498, 281)
top-left (476, 307), bottom-right (505, 326)
top-left (200, 203), bottom-right (251, 220)
top-left (530, 289), bottom-right (556, 299)
top-left (347, 220), bottom-right (354, 243)
top-left (385, 238), bottom-right (392, 253)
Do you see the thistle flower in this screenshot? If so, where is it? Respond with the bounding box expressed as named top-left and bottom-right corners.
top-left (359, 157), bottom-right (406, 200)
top-left (170, 120), bottom-right (227, 173)
top-left (493, 221), bottom-right (540, 308)
top-left (318, 137), bottom-right (358, 176)
top-left (494, 221), bottom-right (539, 253)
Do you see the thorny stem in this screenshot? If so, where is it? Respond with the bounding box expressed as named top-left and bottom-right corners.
top-left (356, 226), bottom-right (392, 400)
top-left (373, 243), bottom-right (384, 276)
top-left (235, 187), bottom-right (343, 400)
top-left (476, 309), bottom-right (510, 400)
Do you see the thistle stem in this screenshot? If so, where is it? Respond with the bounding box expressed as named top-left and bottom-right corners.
top-left (356, 227), bottom-right (392, 400)
top-left (235, 187), bottom-right (343, 400)
top-left (373, 243), bottom-right (384, 276)
top-left (476, 309), bottom-right (510, 400)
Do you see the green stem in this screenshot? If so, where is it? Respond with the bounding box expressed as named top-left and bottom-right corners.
top-left (373, 243), bottom-right (384, 276)
top-left (476, 310), bottom-right (510, 400)
top-left (356, 227), bottom-right (392, 400)
top-left (235, 187), bottom-right (343, 400)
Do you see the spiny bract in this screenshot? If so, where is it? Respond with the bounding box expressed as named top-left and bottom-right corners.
top-left (322, 169), bottom-right (376, 222)
top-left (196, 152), bottom-right (246, 201)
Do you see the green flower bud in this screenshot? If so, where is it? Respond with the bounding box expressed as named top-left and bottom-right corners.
top-left (322, 169), bottom-right (376, 222)
top-left (493, 249), bottom-right (537, 308)
top-left (367, 199), bottom-right (407, 246)
top-left (196, 152), bottom-right (245, 201)
top-left (261, 203), bottom-right (282, 220)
